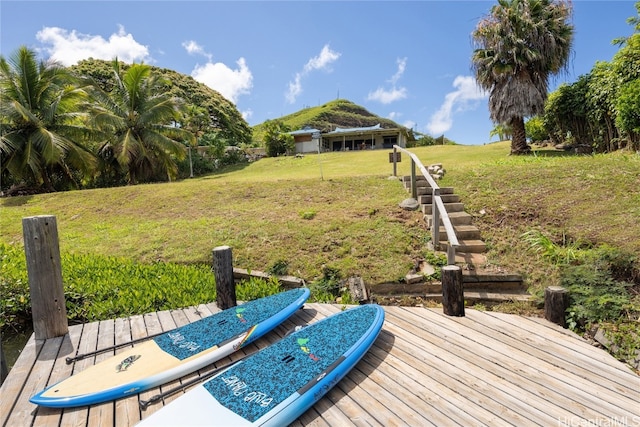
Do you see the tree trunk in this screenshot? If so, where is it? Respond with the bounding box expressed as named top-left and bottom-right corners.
top-left (510, 117), bottom-right (530, 155)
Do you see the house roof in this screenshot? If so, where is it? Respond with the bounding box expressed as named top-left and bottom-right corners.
top-left (330, 124), bottom-right (381, 133)
top-left (288, 126), bottom-right (321, 136)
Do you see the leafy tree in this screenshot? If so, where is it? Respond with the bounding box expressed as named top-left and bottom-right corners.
top-left (612, 32), bottom-right (640, 149)
top-left (615, 78), bottom-right (640, 148)
top-left (199, 132), bottom-right (227, 160)
top-left (70, 59), bottom-right (252, 147)
top-left (489, 123), bottom-right (512, 141)
top-left (263, 119), bottom-right (294, 157)
top-left (0, 46), bottom-right (96, 191)
top-left (585, 62), bottom-right (620, 152)
top-left (87, 60), bottom-right (194, 184)
top-left (524, 116), bottom-right (548, 142)
top-left (472, 0), bottom-right (574, 155)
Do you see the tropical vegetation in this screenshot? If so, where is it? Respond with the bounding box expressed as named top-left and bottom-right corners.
top-left (472, 0), bottom-right (574, 155)
top-left (485, 1), bottom-right (640, 154)
top-left (540, 3), bottom-right (640, 152)
top-left (87, 60), bottom-right (194, 184)
top-left (1, 51), bottom-right (252, 193)
top-left (0, 46), bottom-right (97, 191)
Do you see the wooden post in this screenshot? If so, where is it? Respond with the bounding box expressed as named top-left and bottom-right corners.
top-left (22, 215), bottom-right (69, 339)
top-left (410, 160), bottom-right (417, 200)
top-left (432, 188), bottom-right (440, 250)
top-left (1, 339), bottom-right (8, 384)
top-left (442, 265), bottom-right (464, 317)
top-left (544, 286), bottom-right (568, 328)
top-left (392, 147), bottom-right (398, 177)
top-left (213, 246), bottom-right (236, 309)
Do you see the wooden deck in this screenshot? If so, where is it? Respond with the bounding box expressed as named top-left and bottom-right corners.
top-left (2, 303), bottom-right (639, 427)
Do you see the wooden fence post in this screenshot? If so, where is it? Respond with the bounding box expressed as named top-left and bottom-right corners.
top-left (1, 339), bottom-right (8, 384)
top-left (213, 245), bottom-right (236, 310)
top-left (22, 215), bottom-right (69, 340)
top-left (544, 286), bottom-right (568, 328)
top-left (442, 265), bottom-right (464, 317)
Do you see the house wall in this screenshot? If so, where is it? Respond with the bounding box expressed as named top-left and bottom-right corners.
top-left (322, 131), bottom-right (406, 152)
top-left (292, 129), bottom-right (406, 153)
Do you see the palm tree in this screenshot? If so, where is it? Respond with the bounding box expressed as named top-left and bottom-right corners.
top-left (88, 60), bottom-right (194, 184)
top-left (0, 46), bottom-right (96, 191)
top-left (472, 0), bottom-right (574, 154)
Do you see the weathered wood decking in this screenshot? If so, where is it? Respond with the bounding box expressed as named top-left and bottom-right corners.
top-left (2, 303), bottom-right (639, 427)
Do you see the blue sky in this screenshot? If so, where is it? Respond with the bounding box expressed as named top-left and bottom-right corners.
top-left (1, 1), bottom-right (637, 145)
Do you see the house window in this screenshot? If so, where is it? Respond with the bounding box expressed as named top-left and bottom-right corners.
top-left (383, 136), bottom-right (397, 148)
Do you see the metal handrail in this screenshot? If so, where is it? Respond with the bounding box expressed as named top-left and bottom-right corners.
top-left (392, 145), bottom-right (459, 264)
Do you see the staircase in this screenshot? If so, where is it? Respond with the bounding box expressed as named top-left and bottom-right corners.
top-left (398, 175), bottom-right (530, 304)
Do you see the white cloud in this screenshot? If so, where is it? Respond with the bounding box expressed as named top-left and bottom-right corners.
top-left (367, 57), bottom-right (408, 104)
top-left (242, 108), bottom-right (253, 121)
top-left (388, 111), bottom-right (401, 120)
top-left (303, 44), bottom-right (341, 73)
top-left (286, 44), bottom-right (341, 104)
top-left (368, 87), bottom-right (408, 104)
top-left (182, 40), bottom-right (212, 61)
top-left (426, 75), bottom-right (487, 135)
top-left (389, 57), bottom-right (407, 85)
top-left (36, 25), bottom-right (151, 66)
top-left (286, 74), bottom-right (303, 104)
top-left (191, 57), bottom-right (253, 104)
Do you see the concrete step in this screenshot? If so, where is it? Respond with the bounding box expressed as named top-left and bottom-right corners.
top-left (419, 194), bottom-right (460, 204)
top-left (422, 202), bottom-right (465, 215)
top-left (425, 211), bottom-right (473, 226)
top-left (401, 175), bottom-right (437, 185)
top-left (454, 252), bottom-right (487, 266)
top-left (414, 186), bottom-right (455, 196)
top-left (437, 225), bottom-right (482, 241)
top-left (444, 239), bottom-right (487, 253)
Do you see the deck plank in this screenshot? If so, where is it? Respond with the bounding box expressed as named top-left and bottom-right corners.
top-left (3, 303), bottom-right (639, 427)
top-left (380, 309), bottom-right (555, 426)
top-left (86, 319), bottom-right (117, 427)
top-left (413, 308), bottom-right (639, 421)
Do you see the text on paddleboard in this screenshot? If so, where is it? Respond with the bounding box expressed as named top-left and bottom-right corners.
top-left (167, 332), bottom-right (200, 352)
top-left (221, 375), bottom-right (274, 408)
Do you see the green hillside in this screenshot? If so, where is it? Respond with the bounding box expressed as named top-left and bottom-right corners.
top-left (251, 99), bottom-right (409, 143)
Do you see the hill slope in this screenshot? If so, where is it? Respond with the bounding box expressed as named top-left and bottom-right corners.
top-left (251, 99), bottom-right (410, 142)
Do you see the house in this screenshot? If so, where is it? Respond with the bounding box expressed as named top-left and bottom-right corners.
top-left (289, 124), bottom-right (407, 154)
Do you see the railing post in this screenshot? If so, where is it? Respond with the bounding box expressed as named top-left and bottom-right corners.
top-left (447, 245), bottom-right (456, 265)
top-left (410, 159), bottom-right (417, 200)
top-left (212, 245), bottom-right (236, 309)
top-left (392, 146), bottom-right (398, 177)
top-left (442, 265), bottom-right (464, 317)
top-left (22, 215), bottom-right (69, 340)
top-left (432, 188), bottom-right (440, 250)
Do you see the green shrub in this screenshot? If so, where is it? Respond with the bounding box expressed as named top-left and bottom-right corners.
top-left (308, 265), bottom-right (343, 303)
top-left (562, 265), bottom-right (634, 330)
top-left (0, 243), bottom-right (30, 333)
top-left (521, 231), bottom-right (640, 366)
top-left (0, 243), bottom-right (283, 334)
top-left (267, 259), bottom-right (289, 276)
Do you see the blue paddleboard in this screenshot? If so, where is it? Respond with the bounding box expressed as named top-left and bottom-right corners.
top-left (30, 287), bottom-right (310, 408)
top-left (136, 304), bottom-right (385, 426)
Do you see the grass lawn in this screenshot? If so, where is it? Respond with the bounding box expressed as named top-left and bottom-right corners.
top-left (1, 141), bottom-right (639, 293)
